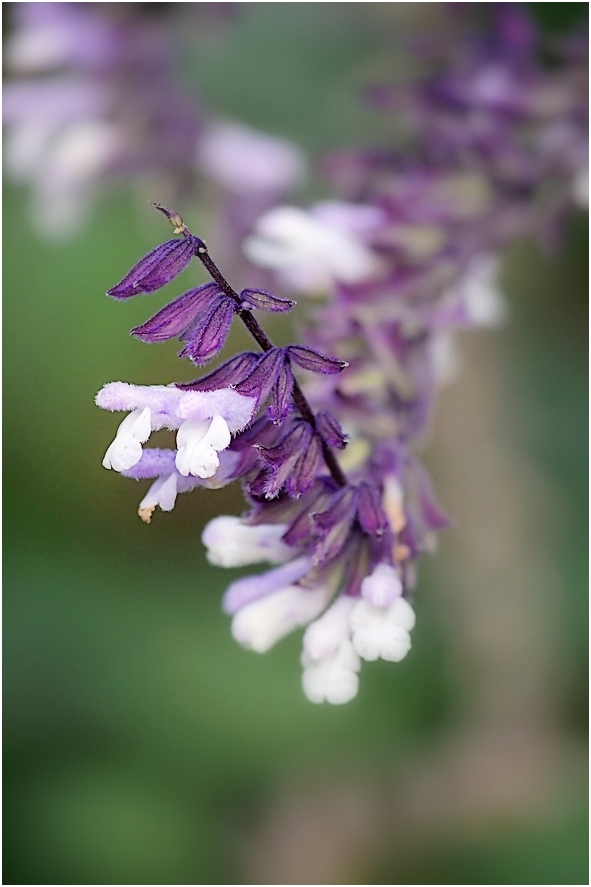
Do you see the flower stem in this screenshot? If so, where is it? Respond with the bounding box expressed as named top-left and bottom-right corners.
top-left (183, 227), bottom-right (347, 489)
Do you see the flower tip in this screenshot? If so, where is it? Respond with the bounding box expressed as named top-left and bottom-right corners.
top-left (105, 284), bottom-right (128, 300)
top-left (138, 505), bottom-right (155, 524)
top-left (151, 202), bottom-right (186, 235)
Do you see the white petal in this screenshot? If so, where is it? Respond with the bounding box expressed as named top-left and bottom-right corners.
top-left (361, 563), bottom-right (402, 607)
top-left (175, 420), bottom-right (214, 477)
top-left (101, 407), bottom-right (151, 471)
top-left (379, 627), bottom-right (412, 662)
top-left (231, 583), bottom-right (331, 653)
top-left (202, 516), bottom-right (293, 568)
top-left (102, 436), bottom-right (143, 472)
top-left (389, 597), bottom-right (416, 631)
top-left (120, 406), bottom-right (152, 442)
top-left (460, 256), bottom-right (508, 327)
top-left (301, 639), bottom-right (360, 704)
top-left (175, 417), bottom-right (232, 479)
top-left (176, 419), bottom-right (209, 450)
top-left (302, 595), bottom-right (357, 660)
top-left (350, 598), bottom-right (415, 663)
top-left (205, 414), bottom-right (231, 450)
top-left (139, 473), bottom-right (178, 514)
top-left (191, 446), bottom-right (220, 479)
top-left (244, 204), bottom-right (384, 294)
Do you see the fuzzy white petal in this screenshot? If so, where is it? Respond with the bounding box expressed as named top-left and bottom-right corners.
top-left (350, 598), bottom-right (416, 663)
top-left (303, 595), bottom-right (357, 660)
top-left (102, 407), bottom-right (151, 471)
top-left (175, 416), bottom-right (231, 479)
top-left (361, 563), bottom-right (403, 607)
top-left (301, 639), bottom-right (361, 704)
top-left (231, 583), bottom-right (332, 654)
top-left (202, 516), bottom-right (294, 568)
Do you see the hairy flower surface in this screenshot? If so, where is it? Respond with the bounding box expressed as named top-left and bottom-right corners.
top-left (96, 382), bottom-right (256, 479)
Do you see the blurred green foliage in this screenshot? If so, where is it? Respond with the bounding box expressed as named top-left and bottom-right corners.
top-left (3, 3), bottom-right (588, 884)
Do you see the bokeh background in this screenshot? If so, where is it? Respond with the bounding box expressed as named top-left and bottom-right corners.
top-left (3, 4), bottom-right (588, 884)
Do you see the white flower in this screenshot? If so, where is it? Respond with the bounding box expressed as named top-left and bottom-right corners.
top-left (97, 383), bottom-right (256, 481)
top-left (231, 582), bottom-right (332, 654)
top-left (197, 120), bottom-right (306, 195)
top-left (102, 407), bottom-right (151, 471)
top-left (5, 116), bottom-right (123, 238)
top-left (175, 415), bottom-right (231, 479)
top-left (32, 121), bottom-right (123, 237)
top-left (202, 516), bottom-right (294, 567)
top-left (350, 597), bottom-right (416, 662)
top-left (302, 594), bottom-right (357, 660)
top-left (456, 255), bottom-right (508, 327)
top-left (428, 332), bottom-right (462, 385)
top-left (361, 563), bottom-right (403, 608)
top-left (243, 203), bottom-right (385, 294)
top-left (8, 22), bottom-right (74, 72)
top-left (572, 168), bottom-right (589, 208)
top-left (301, 639), bottom-right (361, 705)
top-left (138, 473), bottom-right (178, 524)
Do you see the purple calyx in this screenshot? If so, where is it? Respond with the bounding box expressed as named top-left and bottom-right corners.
top-left (107, 236), bottom-right (197, 299)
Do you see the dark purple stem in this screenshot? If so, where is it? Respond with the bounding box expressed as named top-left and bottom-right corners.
top-left (153, 205), bottom-right (347, 489)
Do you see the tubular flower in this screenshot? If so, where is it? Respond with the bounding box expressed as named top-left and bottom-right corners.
top-left (96, 382), bottom-right (256, 478)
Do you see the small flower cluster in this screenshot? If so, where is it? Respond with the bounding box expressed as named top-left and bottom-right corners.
top-left (243, 5), bottom-right (587, 518)
top-left (98, 205), bottom-right (428, 703)
top-left (95, 5), bottom-right (586, 704)
top-left (226, 5), bottom-right (585, 697)
top-left (4, 3), bottom-right (305, 237)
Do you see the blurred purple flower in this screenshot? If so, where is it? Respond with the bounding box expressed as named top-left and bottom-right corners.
top-left (4, 4), bottom-right (307, 238)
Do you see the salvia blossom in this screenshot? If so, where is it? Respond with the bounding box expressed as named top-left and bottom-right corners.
top-left (196, 121), bottom-right (307, 196)
top-left (243, 202), bottom-right (387, 294)
top-left (96, 5), bottom-right (586, 704)
top-left (97, 204), bottom-right (423, 703)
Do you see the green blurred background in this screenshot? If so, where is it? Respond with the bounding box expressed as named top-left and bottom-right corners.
top-left (3, 4), bottom-right (588, 884)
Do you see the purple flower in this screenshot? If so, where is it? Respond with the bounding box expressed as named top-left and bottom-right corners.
top-left (196, 120), bottom-right (306, 195)
top-left (315, 411), bottom-right (348, 450)
top-left (243, 203), bottom-right (386, 294)
top-left (4, 4), bottom-right (203, 237)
